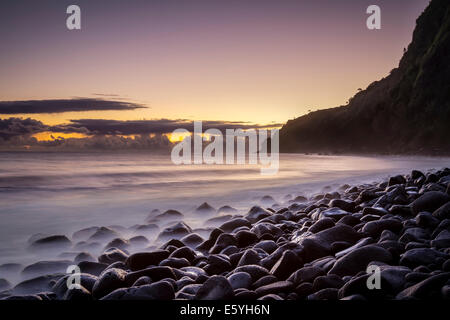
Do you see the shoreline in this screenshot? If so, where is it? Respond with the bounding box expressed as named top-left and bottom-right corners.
top-left (0, 166), bottom-right (449, 300)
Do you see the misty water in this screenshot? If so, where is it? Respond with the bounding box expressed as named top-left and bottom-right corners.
top-left (0, 152), bottom-right (449, 282)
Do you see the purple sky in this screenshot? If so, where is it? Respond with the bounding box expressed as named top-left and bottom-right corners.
top-left (0, 0), bottom-right (430, 126)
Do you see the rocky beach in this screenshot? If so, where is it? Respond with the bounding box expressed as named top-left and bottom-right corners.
top-left (1, 166), bottom-right (449, 301)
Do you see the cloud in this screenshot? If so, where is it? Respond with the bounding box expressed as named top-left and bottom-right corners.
top-left (0, 117), bottom-right (48, 139)
top-left (0, 98), bottom-right (147, 114)
top-left (0, 117), bottom-right (281, 151)
top-left (65, 119), bottom-right (283, 135)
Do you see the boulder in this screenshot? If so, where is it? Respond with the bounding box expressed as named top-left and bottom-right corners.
top-left (328, 245), bottom-right (393, 277)
top-left (195, 276), bottom-right (234, 300)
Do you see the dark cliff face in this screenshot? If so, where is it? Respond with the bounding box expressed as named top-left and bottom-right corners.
top-left (280, 0), bottom-right (450, 154)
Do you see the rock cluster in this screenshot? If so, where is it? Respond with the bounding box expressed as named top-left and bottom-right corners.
top-left (1, 168), bottom-right (450, 300)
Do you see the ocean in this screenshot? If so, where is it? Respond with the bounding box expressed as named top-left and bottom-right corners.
top-left (0, 151), bottom-right (449, 267)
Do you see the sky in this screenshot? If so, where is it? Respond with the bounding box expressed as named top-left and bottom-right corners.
top-left (0, 0), bottom-right (430, 146)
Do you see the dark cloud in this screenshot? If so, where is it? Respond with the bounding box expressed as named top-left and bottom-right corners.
top-left (0, 98), bottom-right (147, 114)
top-left (0, 117), bottom-right (281, 151)
top-left (0, 117), bottom-right (48, 139)
top-left (65, 119), bottom-right (282, 135)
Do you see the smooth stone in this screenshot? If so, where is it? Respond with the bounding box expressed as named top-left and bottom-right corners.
top-left (287, 266), bottom-right (325, 285)
top-left (396, 272), bottom-right (450, 299)
top-left (255, 281), bottom-right (293, 296)
top-left (399, 248), bottom-right (448, 268)
top-left (195, 275), bottom-right (234, 300)
top-left (98, 248), bottom-right (129, 265)
top-left (92, 268), bottom-right (128, 299)
top-left (21, 260), bottom-right (72, 279)
top-left (101, 281), bottom-right (175, 300)
top-left (433, 202), bottom-right (450, 220)
top-left (77, 261), bottom-right (107, 276)
top-left (328, 245), bottom-right (393, 277)
top-left (157, 222), bottom-right (192, 241)
top-left (270, 250), bottom-right (303, 280)
top-left (13, 274), bottom-right (64, 295)
top-left (361, 219), bottom-right (403, 237)
top-left (227, 272), bottom-right (252, 290)
top-left (253, 240), bottom-right (278, 254)
top-left (88, 227), bottom-right (120, 241)
top-left (235, 230), bottom-right (258, 248)
top-left (246, 206), bottom-right (272, 223)
top-left (125, 250), bottom-right (170, 271)
top-left (28, 235), bottom-right (71, 251)
top-left (219, 218), bottom-right (251, 233)
top-left (411, 191), bottom-right (449, 215)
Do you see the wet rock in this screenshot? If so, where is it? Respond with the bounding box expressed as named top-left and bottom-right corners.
top-left (150, 210), bottom-right (183, 223)
top-left (170, 246), bottom-right (196, 262)
top-left (328, 245), bottom-right (393, 277)
top-left (361, 219), bottom-right (403, 238)
top-left (252, 275), bottom-right (278, 289)
top-left (12, 274), bottom-right (63, 295)
top-left (309, 218), bottom-right (335, 233)
top-left (219, 218), bottom-right (251, 233)
top-left (77, 261), bottom-right (107, 276)
top-left (399, 227), bottom-right (430, 243)
top-left (329, 199), bottom-right (355, 212)
top-left (92, 268), bottom-right (128, 299)
top-left (21, 260), bottom-right (72, 279)
top-left (204, 255), bottom-right (232, 275)
top-left (101, 280), bottom-right (175, 300)
top-left (210, 233), bottom-right (238, 254)
top-left (227, 272), bottom-right (252, 290)
top-left (237, 249), bottom-right (261, 267)
top-left (52, 273), bottom-right (97, 298)
top-left (181, 234), bottom-right (204, 248)
top-left (29, 235), bottom-right (71, 251)
top-left (128, 236), bottom-right (149, 247)
top-left (294, 282), bottom-right (313, 299)
top-left (98, 248), bottom-right (129, 265)
top-left (255, 281), bottom-right (293, 297)
top-left (308, 288), bottom-right (339, 300)
top-left (88, 227), bottom-right (120, 242)
top-left (362, 207), bottom-right (389, 216)
top-left (251, 223), bottom-right (283, 239)
top-left (312, 274), bottom-right (344, 292)
top-left (396, 272), bottom-right (450, 300)
top-left (132, 276), bottom-right (152, 287)
top-left (0, 279), bottom-right (11, 290)
top-left (246, 206), bottom-right (272, 223)
top-left (416, 212), bottom-right (440, 228)
top-left (312, 207), bottom-right (349, 220)
top-left (74, 252), bottom-right (95, 263)
top-left (157, 222), bottom-right (192, 241)
top-left (287, 266), bottom-right (325, 285)
top-left (270, 250), bottom-right (303, 280)
top-left (195, 202), bottom-right (216, 215)
top-left (253, 240), bottom-right (278, 254)
top-left (63, 286), bottom-right (93, 300)
top-left (388, 175), bottom-right (406, 186)
top-left (233, 265), bottom-right (270, 282)
top-left (195, 275), bottom-right (234, 300)
top-left (125, 250), bottom-right (170, 271)
top-left (399, 248), bottom-right (448, 268)
top-left (218, 206), bottom-right (238, 214)
top-left (159, 257), bottom-right (190, 269)
top-left (235, 230), bottom-right (258, 248)
top-left (431, 230), bottom-right (450, 248)
top-left (411, 191), bottom-right (449, 215)
top-left (433, 202), bottom-right (450, 220)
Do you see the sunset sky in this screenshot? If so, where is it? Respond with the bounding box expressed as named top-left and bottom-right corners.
top-left (0, 0), bottom-right (430, 145)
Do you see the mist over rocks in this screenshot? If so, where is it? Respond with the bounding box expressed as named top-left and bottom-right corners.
top-left (1, 167), bottom-right (450, 300)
